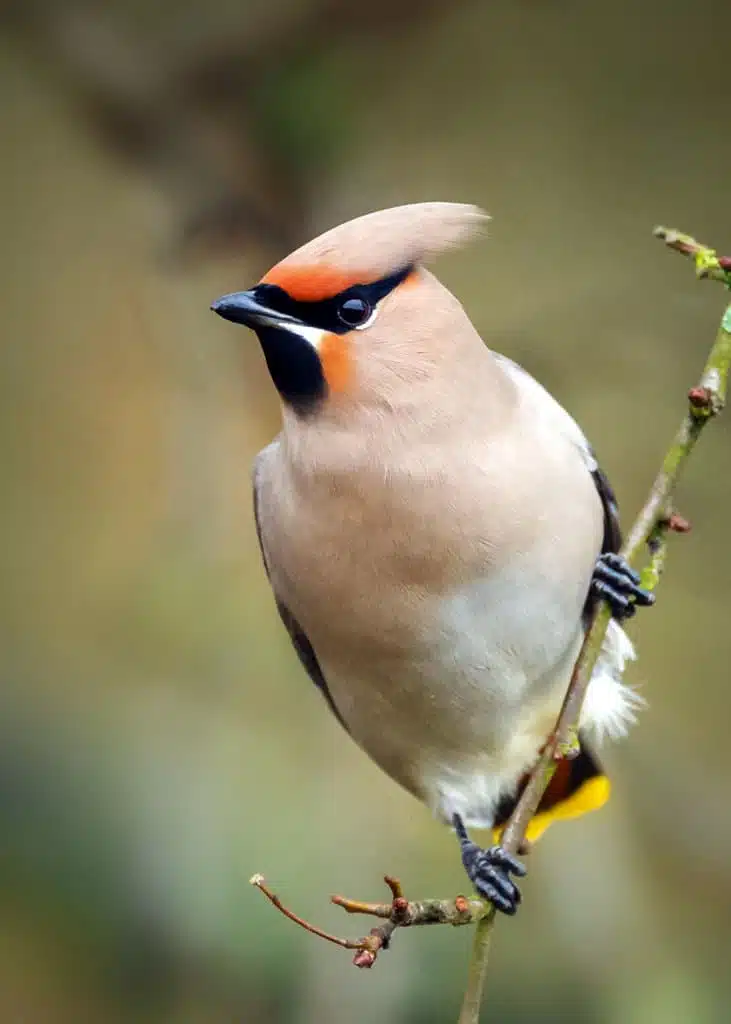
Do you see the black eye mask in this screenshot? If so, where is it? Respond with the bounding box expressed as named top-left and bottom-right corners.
top-left (252, 264), bottom-right (414, 336)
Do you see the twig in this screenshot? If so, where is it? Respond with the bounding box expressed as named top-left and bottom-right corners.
top-left (251, 874), bottom-right (486, 968)
top-left (653, 226), bottom-right (731, 286)
top-left (250, 874), bottom-right (365, 951)
top-left (459, 228), bottom-right (731, 1022)
top-left (249, 228), bottom-right (731, 1021)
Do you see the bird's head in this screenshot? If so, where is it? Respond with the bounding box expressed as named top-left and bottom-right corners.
top-left (211, 202), bottom-right (489, 417)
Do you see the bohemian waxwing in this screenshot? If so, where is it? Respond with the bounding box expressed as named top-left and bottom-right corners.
top-left (211, 203), bottom-right (653, 915)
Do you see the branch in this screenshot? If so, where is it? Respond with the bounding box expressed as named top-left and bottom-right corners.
top-left (459, 228), bottom-right (731, 1022)
top-left (251, 874), bottom-right (486, 968)
top-left (249, 227), bottom-right (731, 1022)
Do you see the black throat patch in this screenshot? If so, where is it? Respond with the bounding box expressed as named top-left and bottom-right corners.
top-left (254, 324), bottom-right (327, 415)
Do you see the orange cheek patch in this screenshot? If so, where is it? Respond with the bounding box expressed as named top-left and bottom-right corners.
top-left (400, 268), bottom-right (421, 288)
top-left (318, 332), bottom-right (352, 394)
top-left (261, 264), bottom-right (368, 302)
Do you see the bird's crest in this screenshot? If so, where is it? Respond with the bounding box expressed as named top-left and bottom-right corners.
top-left (261, 202), bottom-right (489, 297)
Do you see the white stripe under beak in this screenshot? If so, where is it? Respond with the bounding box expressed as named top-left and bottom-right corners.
top-left (275, 321), bottom-right (326, 349)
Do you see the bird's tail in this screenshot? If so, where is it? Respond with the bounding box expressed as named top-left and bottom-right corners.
top-left (491, 740), bottom-right (609, 845)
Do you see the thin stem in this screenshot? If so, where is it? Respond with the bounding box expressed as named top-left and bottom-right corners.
top-left (458, 915), bottom-right (494, 1024)
top-left (458, 229), bottom-right (731, 1023)
top-left (250, 874), bottom-right (365, 951)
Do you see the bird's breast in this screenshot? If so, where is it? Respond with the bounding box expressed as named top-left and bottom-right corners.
top-left (260, 425), bottom-right (601, 824)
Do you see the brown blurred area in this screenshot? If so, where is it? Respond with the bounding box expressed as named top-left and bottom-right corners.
top-left (2, 1), bottom-right (731, 1021)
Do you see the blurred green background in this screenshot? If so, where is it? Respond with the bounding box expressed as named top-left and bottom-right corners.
top-left (2, 1), bottom-right (731, 1021)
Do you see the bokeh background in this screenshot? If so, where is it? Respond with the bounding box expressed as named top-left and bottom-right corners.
top-left (3, 1), bottom-right (731, 1021)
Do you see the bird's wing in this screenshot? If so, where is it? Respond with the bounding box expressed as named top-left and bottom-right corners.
top-left (494, 353), bottom-right (621, 555)
top-left (252, 446), bottom-right (349, 731)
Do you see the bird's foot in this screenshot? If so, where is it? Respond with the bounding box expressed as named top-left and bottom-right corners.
top-left (453, 815), bottom-right (526, 916)
top-left (591, 552), bottom-right (655, 621)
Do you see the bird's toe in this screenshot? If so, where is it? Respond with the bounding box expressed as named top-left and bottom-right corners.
top-left (460, 841), bottom-right (525, 916)
top-left (592, 553), bottom-right (655, 620)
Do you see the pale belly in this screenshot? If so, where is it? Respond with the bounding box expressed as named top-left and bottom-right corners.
top-left (314, 563), bottom-right (588, 830)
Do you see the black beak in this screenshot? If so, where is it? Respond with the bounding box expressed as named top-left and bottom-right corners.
top-left (210, 290), bottom-right (302, 329)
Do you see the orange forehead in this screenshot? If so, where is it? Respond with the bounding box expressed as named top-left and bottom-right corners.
top-left (260, 265), bottom-right (367, 302)
top-left (260, 264), bottom-right (419, 302)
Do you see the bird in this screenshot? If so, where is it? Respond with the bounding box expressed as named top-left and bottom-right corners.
top-left (211, 203), bottom-right (653, 915)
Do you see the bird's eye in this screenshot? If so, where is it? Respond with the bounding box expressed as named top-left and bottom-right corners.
top-left (337, 296), bottom-right (375, 330)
